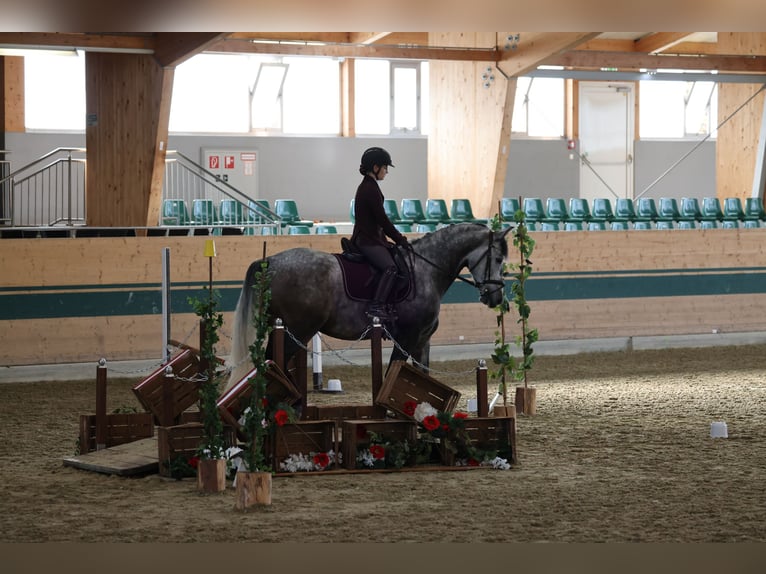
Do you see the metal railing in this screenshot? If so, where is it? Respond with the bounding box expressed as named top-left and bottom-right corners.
top-left (0, 147), bottom-right (282, 233)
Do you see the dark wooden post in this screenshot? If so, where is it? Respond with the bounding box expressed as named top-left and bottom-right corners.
top-left (295, 347), bottom-right (308, 418)
top-left (371, 318), bottom-right (383, 403)
top-left (476, 359), bottom-right (489, 418)
top-left (95, 358), bottom-right (108, 450)
top-left (162, 365), bottom-right (175, 427)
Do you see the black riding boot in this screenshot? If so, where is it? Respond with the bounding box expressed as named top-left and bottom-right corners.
top-left (366, 267), bottom-right (398, 321)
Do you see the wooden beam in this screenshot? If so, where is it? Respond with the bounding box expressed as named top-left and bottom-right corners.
top-left (491, 77), bottom-right (516, 216)
top-left (207, 37), bottom-right (497, 61)
top-left (349, 32), bottom-right (392, 44)
top-left (341, 58), bottom-right (355, 137)
top-left (227, 32), bottom-right (352, 44)
top-left (634, 32), bottom-right (693, 54)
top-left (2, 56), bottom-right (24, 133)
top-left (152, 33), bottom-right (228, 68)
top-left (548, 50), bottom-right (766, 73)
top-left (0, 32), bottom-right (153, 52)
top-left (498, 32), bottom-right (601, 77)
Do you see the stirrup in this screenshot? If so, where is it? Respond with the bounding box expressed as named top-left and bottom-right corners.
top-left (366, 304), bottom-right (393, 321)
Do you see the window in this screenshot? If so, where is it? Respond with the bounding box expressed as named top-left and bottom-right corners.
top-left (25, 51), bottom-right (85, 131)
top-left (281, 56), bottom-right (340, 135)
top-left (355, 60), bottom-right (429, 135)
top-left (639, 79), bottom-right (718, 139)
top-left (249, 63), bottom-right (288, 132)
top-left (511, 76), bottom-right (564, 137)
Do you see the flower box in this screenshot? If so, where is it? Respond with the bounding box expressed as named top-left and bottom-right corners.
top-left (217, 360), bottom-right (301, 440)
top-left (156, 422), bottom-right (236, 478)
top-left (439, 416), bottom-right (517, 466)
top-left (78, 412), bottom-right (154, 454)
top-left (341, 419), bottom-right (418, 470)
top-left (375, 360), bottom-right (461, 419)
top-left (132, 349), bottom-right (201, 426)
top-left (302, 404), bottom-right (387, 423)
top-left (268, 420), bottom-right (339, 470)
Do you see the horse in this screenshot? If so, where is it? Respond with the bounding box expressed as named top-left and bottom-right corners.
top-left (225, 222), bottom-right (512, 392)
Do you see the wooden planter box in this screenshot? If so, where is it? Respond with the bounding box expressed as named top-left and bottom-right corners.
top-left (439, 416), bottom-right (517, 466)
top-left (268, 420), bottom-right (339, 470)
top-left (341, 419), bottom-right (418, 470)
top-left (217, 360), bottom-right (301, 441)
top-left (375, 360), bottom-right (461, 418)
top-left (156, 422), bottom-right (236, 478)
top-left (302, 404), bottom-right (387, 423)
top-left (78, 412), bottom-right (154, 454)
top-left (132, 349), bottom-right (201, 426)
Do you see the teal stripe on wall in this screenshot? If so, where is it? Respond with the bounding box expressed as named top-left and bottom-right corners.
top-left (3, 269), bottom-right (766, 320)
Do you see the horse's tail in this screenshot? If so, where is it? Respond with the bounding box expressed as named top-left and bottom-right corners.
top-left (224, 259), bottom-right (263, 392)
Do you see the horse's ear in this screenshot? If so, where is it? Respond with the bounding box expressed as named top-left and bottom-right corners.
top-left (500, 225), bottom-right (513, 239)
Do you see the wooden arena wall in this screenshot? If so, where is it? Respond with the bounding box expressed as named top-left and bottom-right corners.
top-left (2, 229), bottom-right (766, 366)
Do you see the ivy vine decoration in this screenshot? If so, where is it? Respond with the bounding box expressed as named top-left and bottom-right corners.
top-left (188, 290), bottom-right (226, 460)
top-left (241, 259), bottom-right (274, 473)
top-left (489, 203), bottom-right (538, 407)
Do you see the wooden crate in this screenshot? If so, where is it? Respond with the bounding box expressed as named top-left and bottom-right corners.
top-left (341, 419), bottom-right (418, 470)
top-left (78, 412), bottom-right (154, 454)
top-left (375, 360), bottom-right (461, 418)
top-left (268, 420), bottom-right (339, 469)
top-left (217, 360), bottom-right (301, 440)
top-left (156, 422), bottom-right (236, 477)
top-left (132, 349), bottom-right (201, 426)
top-left (302, 404), bottom-right (387, 423)
top-left (440, 416), bottom-right (517, 466)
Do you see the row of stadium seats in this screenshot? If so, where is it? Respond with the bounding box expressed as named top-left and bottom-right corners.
top-left (160, 198), bottom-right (313, 227)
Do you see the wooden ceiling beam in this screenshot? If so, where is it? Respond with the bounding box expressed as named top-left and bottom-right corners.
top-left (634, 32), bottom-right (693, 54)
top-left (548, 50), bottom-right (766, 73)
top-left (206, 37), bottom-right (498, 61)
top-left (0, 32), bottom-right (153, 52)
top-left (152, 33), bottom-right (228, 68)
top-left (498, 32), bottom-right (601, 76)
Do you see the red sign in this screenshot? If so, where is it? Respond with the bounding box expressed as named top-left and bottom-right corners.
top-left (209, 156), bottom-right (220, 169)
top-left (225, 155), bottom-right (235, 169)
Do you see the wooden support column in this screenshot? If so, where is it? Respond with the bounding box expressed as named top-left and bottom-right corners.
top-left (341, 57), bottom-right (355, 137)
top-left (85, 52), bottom-right (172, 227)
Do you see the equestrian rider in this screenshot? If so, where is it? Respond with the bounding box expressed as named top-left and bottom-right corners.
top-left (350, 146), bottom-right (411, 321)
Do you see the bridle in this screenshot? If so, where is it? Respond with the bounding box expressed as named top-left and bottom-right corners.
top-left (410, 229), bottom-right (506, 299)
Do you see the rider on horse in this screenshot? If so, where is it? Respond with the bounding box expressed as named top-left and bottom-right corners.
top-left (350, 146), bottom-right (411, 322)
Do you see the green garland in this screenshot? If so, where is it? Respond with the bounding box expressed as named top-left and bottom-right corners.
top-left (188, 291), bottom-right (225, 459)
top-left (241, 259), bottom-right (274, 472)
top-left (490, 204), bottom-right (538, 405)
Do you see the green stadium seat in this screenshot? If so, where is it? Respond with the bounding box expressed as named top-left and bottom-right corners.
top-left (722, 197), bottom-right (745, 221)
top-left (544, 198), bottom-right (568, 224)
top-left (634, 198), bottom-right (658, 222)
top-left (349, 199), bottom-right (355, 223)
top-left (384, 199), bottom-right (412, 223)
top-left (613, 198), bottom-right (636, 222)
top-left (721, 220), bottom-right (738, 229)
top-left (744, 197), bottom-right (766, 221)
top-left (260, 225), bottom-right (279, 235)
top-left (677, 220), bottom-right (696, 230)
top-left (394, 223), bottom-right (412, 233)
top-left (522, 198), bottom-right (546, 223)
top-left (219, 199), bottom-right (245, 224)
top-left (540, 222), bottom-right (559, 231)
top-left (275, 199), bottom-right (313, 227)
top-left (699, 197), bottom-right (724, 222)
top-left (287, 225), bottom-right (311, 235)
top-left (161, 199), bottom-right (191, 226)
top-left (610, 221), bottom-right (629, 231)
top-left (655, 220), bottom-right (674, 230)
top-left (416, 223), bottom-right (437, 233)
top-left (743, 220), bottom-right (760, 229)
top-left (699, 220), bottom-right (717, 229)
top-left (633, 221), bottom-right (652, 230)
top-left (450, 198), bottom-right (487, 223)
top-left (568, 198), bottom-right (591, 222)
top-left (500, 198), bottom-right (521, 222)
top-left (425, 199), bottom-right (455, 224)
top-left (587, 221), bottom-right (606, 231)
top-left (678, 197), bottom-right (702, 222)
top-left (191, 199), bottom-right (219, 226)
top-left (315, 225), bottom-right (337, 234)
top-left (400, 198), bottom-right (428, 223)
top-left (564, 221), bottom-right (583, 231)
top-left (590, 198), bottom-right (614, 222)
top-left (246, 199), bottom-right (274, 224)
top-left (656, 198), bottom-right (680, 222)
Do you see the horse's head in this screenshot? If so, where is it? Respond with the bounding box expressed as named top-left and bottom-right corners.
top-left (466, 226), bottom-right (512, 308)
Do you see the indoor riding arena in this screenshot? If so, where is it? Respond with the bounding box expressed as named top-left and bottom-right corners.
top-left (2, 29), bottom-right (766, 546)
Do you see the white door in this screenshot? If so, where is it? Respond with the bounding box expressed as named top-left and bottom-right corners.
top-left (578, 82), bottom-right (634, 202)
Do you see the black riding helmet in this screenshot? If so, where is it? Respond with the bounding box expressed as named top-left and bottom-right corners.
top-left (359, 147), bottom-right (394, 175)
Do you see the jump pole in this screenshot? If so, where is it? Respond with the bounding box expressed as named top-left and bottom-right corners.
top-left (161, 247), bottom-right (171, 364)
top-left (312, 334), bottom-right (322, 390)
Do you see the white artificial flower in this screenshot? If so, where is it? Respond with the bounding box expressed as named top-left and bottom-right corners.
top-left (413, 401), bottom-right (438, 423)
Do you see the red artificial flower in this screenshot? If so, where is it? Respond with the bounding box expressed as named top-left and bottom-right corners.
top-left (467, 458), bottom-right (480, 467)
top-left (313, 452), bottom-right (330, 469)
top-left (453, 412), bottom-right (468, 419)
top-left (188, 456), bottom-right (199, 469)
top-left (422, 415), bottom-right (440, 432)
top-left (274, 409), bottom-right (289, 426)
top-left (442, 423), bottom-right (450, 432)
top-left (403, 401), bottom-right (417, 416)
top-left (369, 444), bottom-right (386, 460)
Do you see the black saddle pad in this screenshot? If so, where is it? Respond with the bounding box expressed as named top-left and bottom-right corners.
top-left (334, 253), bottom-right (411, 303)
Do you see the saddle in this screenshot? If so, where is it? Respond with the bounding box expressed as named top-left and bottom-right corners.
top-left (336, 238), bottom-right (412, 303)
